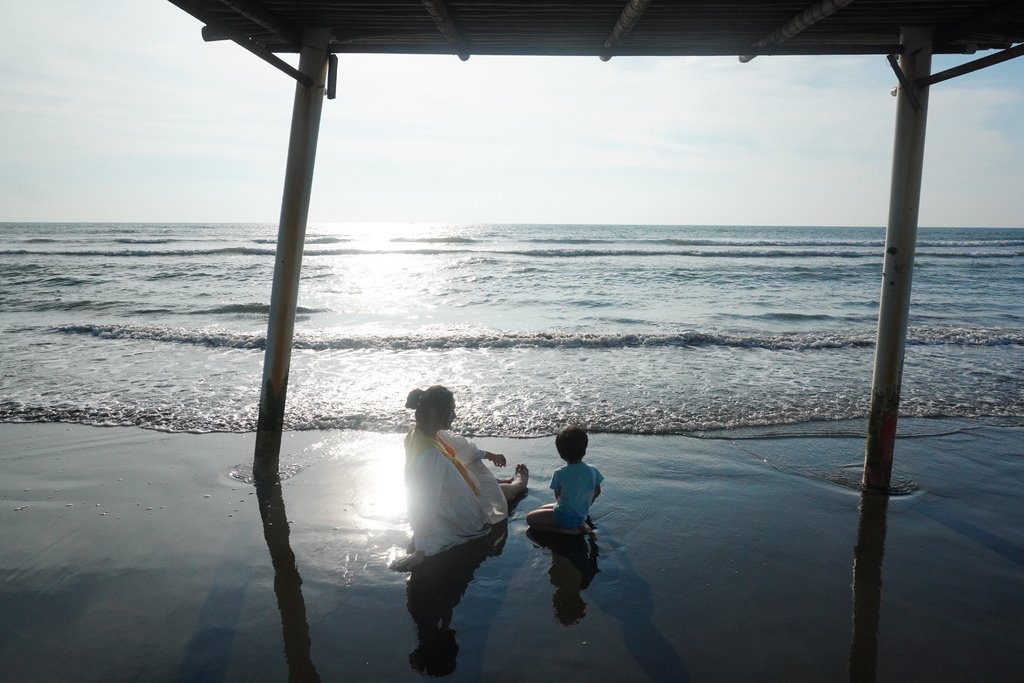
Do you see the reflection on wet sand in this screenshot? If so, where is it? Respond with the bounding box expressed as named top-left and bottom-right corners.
top-left (527, 527), bottom-right (689, 680)
top-left (255, 477), bottom-right (320, 682)
top-left (405, 521), bottom-right (509, 676)
top-left (848, 490), bottom-right (888, 683)
top-left (525, 529), bottom-right (601, 626)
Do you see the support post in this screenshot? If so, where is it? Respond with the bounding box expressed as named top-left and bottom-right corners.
top-left (254, 29), bottom-right (332, 481)
top-left (863, 27), bottom-right (932, 491)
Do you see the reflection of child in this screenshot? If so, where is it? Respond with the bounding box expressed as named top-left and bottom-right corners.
top-left (526, 426), bottom-right (603, 536)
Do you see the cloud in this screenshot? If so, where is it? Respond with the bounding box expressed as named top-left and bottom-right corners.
top-left (0, 2), bottom-right (1020, 226)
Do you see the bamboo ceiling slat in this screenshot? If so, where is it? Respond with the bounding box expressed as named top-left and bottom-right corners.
top-left (169, 0), bottom-right (1024, 56)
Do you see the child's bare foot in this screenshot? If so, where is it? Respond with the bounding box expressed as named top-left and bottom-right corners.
top-left (514, 463), bottom-right (529, 484)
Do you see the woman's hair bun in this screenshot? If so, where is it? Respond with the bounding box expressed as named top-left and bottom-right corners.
top-left (405, 388), bottom-right (425, 410)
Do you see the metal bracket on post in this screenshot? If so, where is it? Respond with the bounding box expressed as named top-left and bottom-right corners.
top-left (887, 53), bottom-right (922, 113)
top-left (327, 54), bottom-right (338, 100)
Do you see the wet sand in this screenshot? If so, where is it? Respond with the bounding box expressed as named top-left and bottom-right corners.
top-left (1, 421), bottom-right (1022, 681)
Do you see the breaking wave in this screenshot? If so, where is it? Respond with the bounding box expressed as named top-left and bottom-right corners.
top-left (49, 324), bottom-right (1024, 351)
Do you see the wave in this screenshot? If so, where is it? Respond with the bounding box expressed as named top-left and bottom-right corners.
top-left (391, 236), bottom-right (478, 244)
top-left (49, 324), bottom-right (1024, 351)
top-left (920, 250), bottom-right (1024, 259)
top-left (2, 400), bottom-right (1020, 436)
top-left (254, 236), bottom-right (351, 245)
top-left (917, 239), bottom-right (1024, 248)
top-left (476, 237), bottom-right (1024, 249)
top-left (506, 248), bottom-right (880, 258)
top-left (0, 247), bottom-right (278, 258)
top-left (735, 312), bottom-right (865, 322)
top-left (188, 303), bottom-right (326, 316)
top-left (111, 238), bottom-right (180, 245)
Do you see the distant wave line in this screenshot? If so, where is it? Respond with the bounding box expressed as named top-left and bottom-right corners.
top-left (50, 324), bottom-right (1024, 351)
top-left (3, 246), bottom-right (1020, 259)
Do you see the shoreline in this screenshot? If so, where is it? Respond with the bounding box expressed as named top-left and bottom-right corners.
top-left (2, 420), bottom-right (1022, 680)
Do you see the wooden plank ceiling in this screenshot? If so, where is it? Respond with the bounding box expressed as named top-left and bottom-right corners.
top-left (168, 0), bottom-right (1024, 57)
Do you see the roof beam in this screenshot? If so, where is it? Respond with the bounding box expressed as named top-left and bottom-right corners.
top-left (917, 41), bottom-right (1024, 87)
top-left (601, 0), bottom-right (653, 62)
top-left (739, 0), bottom-right (857, 63)
top-left (218, 0), bottom-right (302, 48)
top-left (420, 0), bottom-right (470, 60)
top-left (933, 0), bottom-right (1024, 50)
top-left (201, 24), bottom-right (312, 86)
top-left (324, 42), bottom-right (901, 58)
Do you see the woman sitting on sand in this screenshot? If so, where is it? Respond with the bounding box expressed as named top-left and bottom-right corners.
top-left (390, 385), bottom-right (528, 571)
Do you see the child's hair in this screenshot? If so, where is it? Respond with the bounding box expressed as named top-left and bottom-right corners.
top-left (555, 425), bottom-right (588, 464)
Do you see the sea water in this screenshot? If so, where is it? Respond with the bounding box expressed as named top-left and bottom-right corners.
top-left (1, 222), bottom-right (1022, 436)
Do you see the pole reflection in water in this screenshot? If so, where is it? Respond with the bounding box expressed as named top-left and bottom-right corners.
top-left (525, 529), bottom-right (600, 626)
top-left (405, 521), bottom-right (509, 676)
top-left (848, 490), bottom-right (889, 682)
top-left (255, 477), bottom-right (320, 683)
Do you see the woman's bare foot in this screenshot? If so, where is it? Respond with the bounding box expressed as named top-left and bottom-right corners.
top-left (390, 550), bottom-right (425, 572)
top-left (499, 464), bottom-right (529, 503)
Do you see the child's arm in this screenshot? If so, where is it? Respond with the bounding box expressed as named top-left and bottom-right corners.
top-left (592, 484), bottom-right (601, 503)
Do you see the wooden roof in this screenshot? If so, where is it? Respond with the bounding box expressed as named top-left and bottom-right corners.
top-left (169, 0), bottom-right (1024, 58)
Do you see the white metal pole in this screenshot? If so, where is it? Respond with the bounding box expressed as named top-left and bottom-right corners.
top-left (863, 27), bottom-right (932, 491)
top-left (254, 29), bottom-right (332, 481)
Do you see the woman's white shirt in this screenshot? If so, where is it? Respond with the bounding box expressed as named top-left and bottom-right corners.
top-left (439, 431), bottom-right (508, 524)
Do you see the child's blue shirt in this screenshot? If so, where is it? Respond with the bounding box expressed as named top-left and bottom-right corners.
top-left (550, 462), bottom-right (604, 528)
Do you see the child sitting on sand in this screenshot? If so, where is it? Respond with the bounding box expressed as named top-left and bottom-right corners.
top-left (526, 426), bottom-right (603, 536)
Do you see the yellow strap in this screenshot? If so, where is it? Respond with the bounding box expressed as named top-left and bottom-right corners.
top-left (405, 428), bottom-right (479, 496)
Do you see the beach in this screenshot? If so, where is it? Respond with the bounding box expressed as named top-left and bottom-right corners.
top-left (3, 420), bottom-right (1022, 681)
top-left (2, 221), bottom-right (1021, 679)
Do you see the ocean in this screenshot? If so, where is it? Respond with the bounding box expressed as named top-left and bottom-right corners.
top-left (1, 222), bottom-right (1022, 438)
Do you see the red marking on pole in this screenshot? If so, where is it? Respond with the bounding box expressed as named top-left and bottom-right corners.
top-left (866, 412), bottom-right (898, 490)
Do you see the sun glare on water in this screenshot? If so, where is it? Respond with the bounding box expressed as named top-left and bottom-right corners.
top-left (305, 222), bottom-right (480, 325)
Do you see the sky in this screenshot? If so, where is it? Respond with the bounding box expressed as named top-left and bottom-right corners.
top-left (1, 0), bottom-right (1021, 227)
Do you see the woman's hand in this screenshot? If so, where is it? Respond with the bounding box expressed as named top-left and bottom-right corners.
top-left (485, 451), bottom-right (507, 467)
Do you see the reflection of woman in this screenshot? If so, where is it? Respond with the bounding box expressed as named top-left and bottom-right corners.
top-left (391, 385), bottom-right (528, 570)
top-left (406, 521), bottom-right (508, 676)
